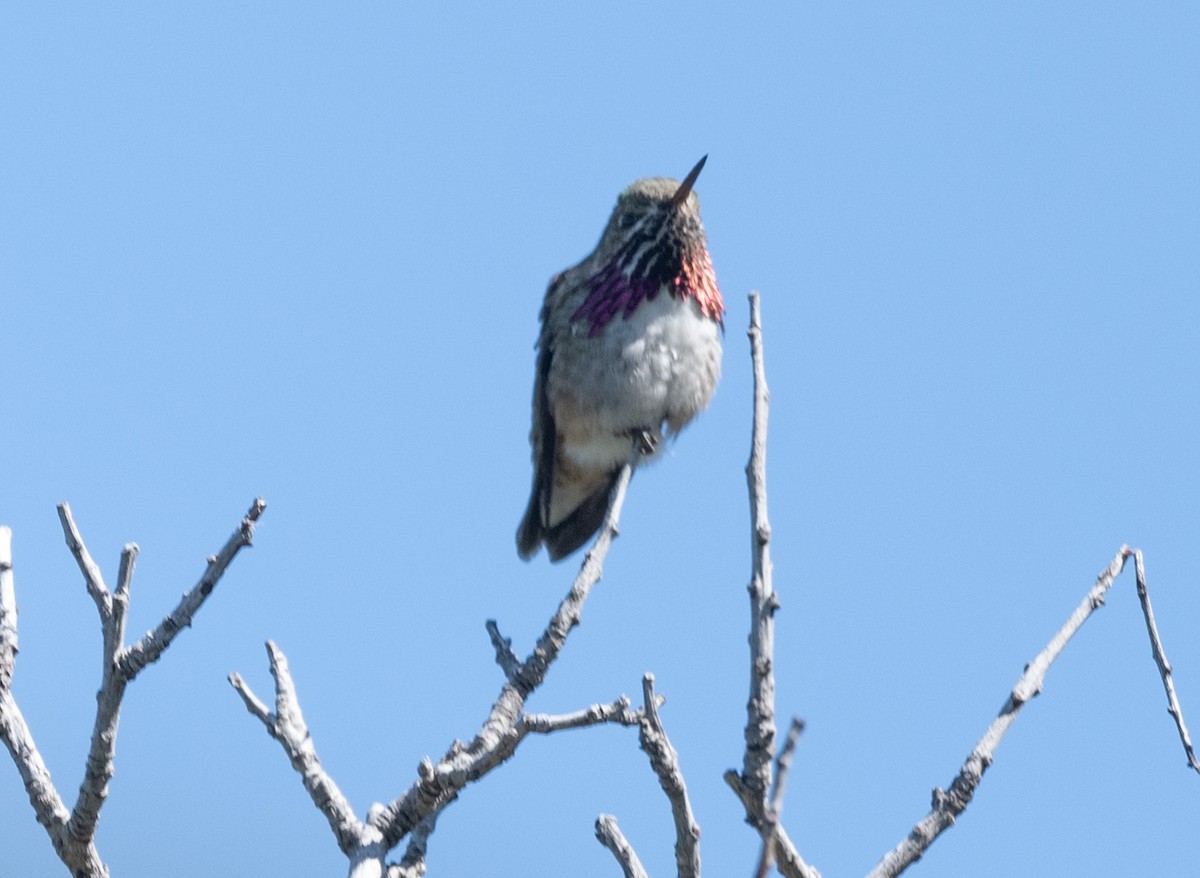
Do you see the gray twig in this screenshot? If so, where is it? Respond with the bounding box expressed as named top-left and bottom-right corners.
top-left (726, 293), bottom-right (821, 878)
top-left (521, 697), bottom-right (641, 734)
top-left (1132, 550), bottom-right (1199, 774)
top-left (119, 497), bottom-right (266, 679)
top-left (0, 527), bottom-right (16, 689)
top-left (754, 717), bottom-right (806, 878)
top-left (638, 673), bottom-right (701, 878)
top-left (230, 641), bottom-right (364, 855)
top-left (234, 447), bottom-right (643, 874)
top-left (0, 500), bottom-right (264, 878)
top-left (596, 814), bottom-right (651, 878)
top-left (866, 548), bottom-right (1132, 877)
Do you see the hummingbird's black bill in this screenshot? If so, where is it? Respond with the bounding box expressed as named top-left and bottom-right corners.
top-left (669, 155), bottom-right (708, 207)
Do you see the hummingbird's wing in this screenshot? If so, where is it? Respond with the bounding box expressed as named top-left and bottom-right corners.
top-left (515, 273), bottom-right (563, 560)
top-left (517, 269), bottom-right (621, 562)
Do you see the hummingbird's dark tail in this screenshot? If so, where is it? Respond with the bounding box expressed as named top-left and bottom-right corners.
top-left (516, 470), bottom-right (618, 563)
top-left (516, 491), bottom-right (543, 561)
top-left (543, 473), bottom-right (617, 561)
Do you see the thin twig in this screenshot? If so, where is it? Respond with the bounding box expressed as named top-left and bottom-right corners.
top-left (485, 619), bottom-right (522, 683)
top-left (57, 503), bottom-right (111, 619)
top-left (754, 717), bottom-right (806, 878)
top-left (390, 811), bottom-right (438, 878)
top-left (728, 293), bottom-right (821, 878)
top-left (741, 291), bottom-right (777, 802)
top-left (638, 673), bottom-right (702, 878)
top-left (119, 497), bottom-right (266, 679)
top-left (231, 641), bottom-right (364, 855)
top-left (521, 697), bottom-right (640, 734)
top-left (596, 814), bottom-right (651, 878)
top-left (235, 450), bottom-right (642, 872)
top-left (1132, 550), bottom-right (1199, 774)
top-left (2, 500), bottom-right (263, 878)
top-left (0, 527), bottom-right (16, 690)
top-left (770, 718), bottom-right (805, 821)
top-left (866, 548), bottom-right (1131, 878)
top-left (0, 529), bottom-right (83, 867)
top-left (368, 445), bottom-right (640, 853)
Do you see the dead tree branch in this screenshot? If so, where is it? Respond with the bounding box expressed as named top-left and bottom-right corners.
top-left (596, 814), bottom-right (651, 878)
top-left (0, 527), bottom-right (16, 689)
top-left (638, 673), bottom-right (702, 878)
top-left (866, 545), bottom-right (1198, 877)
top-left (0, 499), bottom-right (264, 878)
top-left (232, 447), bottom-right (658, 875)
top-left (725, 292), bottom-right (822, 878)
top-left (594, 673), bottom-right (702, 878)
top-left (1133, 550), bottom-right (1199, 774)
top-left (753, 717), bottom-right (805, 878)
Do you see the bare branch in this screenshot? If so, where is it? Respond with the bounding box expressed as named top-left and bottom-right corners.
top-left (230, 640), bottom-right (364, 855)
top-left (0, 689), bottom-right (77, 839)
top-left (1133, 550), bottom-right (1200, 774)
top-left (726, 772), bottom-right (818, 878)
top-left (521, 696), bottom-right (640, 734)
top-left (728, 294), bottom-right (822, 878)
top-left (57, 503), bottom-right (112, 620)
top-left (866, 547), bottom-right (1132, 878)
top-left (228, 671), bottom-right (273, 724)
top-left (228, 450), bottom-right (640, 870)
top-left (2, 500), bottom-right (264, 878)
top-left (769, 717), bottom-right (805, 821)
top-left (368, 446), bottom-right (641, 852)
top-left (111, 543), bottom-right (137, 652)
top-left (119, 497), bottom-right (266, 680)
top-left (53, 505), bottom-right (130, 850)
top-left (754, 717), bottom-right (806, 878)
top-left (595, 814), bottom-right (650, 878)
top-left (485, 619), bottom-right (522, 683)
top-left (637, 673), bottom-right (701, 878)
top-left (0, 527), bottom-right (16, 689)
top-left (0, 529), bottom-right (77, 860)
top-left (389, 811), bottom-right (437, 878)
top-left (740, 292), bottom-right (778, 803)
top-left (226, 463), bottom-right (635, 869)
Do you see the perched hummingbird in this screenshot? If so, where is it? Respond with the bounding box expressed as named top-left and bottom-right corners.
top-left (517, 156), bottom-right (724, 562)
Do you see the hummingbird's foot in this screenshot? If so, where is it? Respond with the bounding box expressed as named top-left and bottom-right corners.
top-left (635, 429), bottom-right (660, 456)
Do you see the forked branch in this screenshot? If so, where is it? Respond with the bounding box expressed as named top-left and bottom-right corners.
top-left (865, 546), bottom-right (1198, 877)
top-left (232, 447), bottom-right (661, 875)
top-left (0, 499), bottom-right (265, 878)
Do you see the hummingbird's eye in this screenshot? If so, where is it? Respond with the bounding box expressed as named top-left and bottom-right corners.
top-left (617, 212), bottom-right (637, 230)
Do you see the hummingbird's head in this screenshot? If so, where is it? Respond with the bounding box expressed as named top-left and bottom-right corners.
top-left (573, 156), bottom-right (724, 337)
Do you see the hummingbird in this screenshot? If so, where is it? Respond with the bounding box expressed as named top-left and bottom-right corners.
top-left (517, 156), bottom-right (724, 562)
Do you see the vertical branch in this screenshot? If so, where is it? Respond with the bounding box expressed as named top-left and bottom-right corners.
top-left (727, 293), bottom-right (822, 878)
top-left (754, 717), bottom-right (806, 878)
top-left (0, 527), bottom-right (16, 690)
top-left (742, 291), bottom-right (778, 802)
top-left (58, 512), bottom-right (132, 848)
top-left (0, 517), bottom-right (107, 876)
top-left (112, 543), bottom-right (138, 654)
top-left (638, 673), bottom-right (701, 878)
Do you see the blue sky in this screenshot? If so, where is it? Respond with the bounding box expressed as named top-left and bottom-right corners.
top-left (3, 4), bottom-right (1198, 876)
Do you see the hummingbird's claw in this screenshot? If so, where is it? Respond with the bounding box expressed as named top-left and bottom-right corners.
top-left (636, 429), bottom-right (660, 456)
